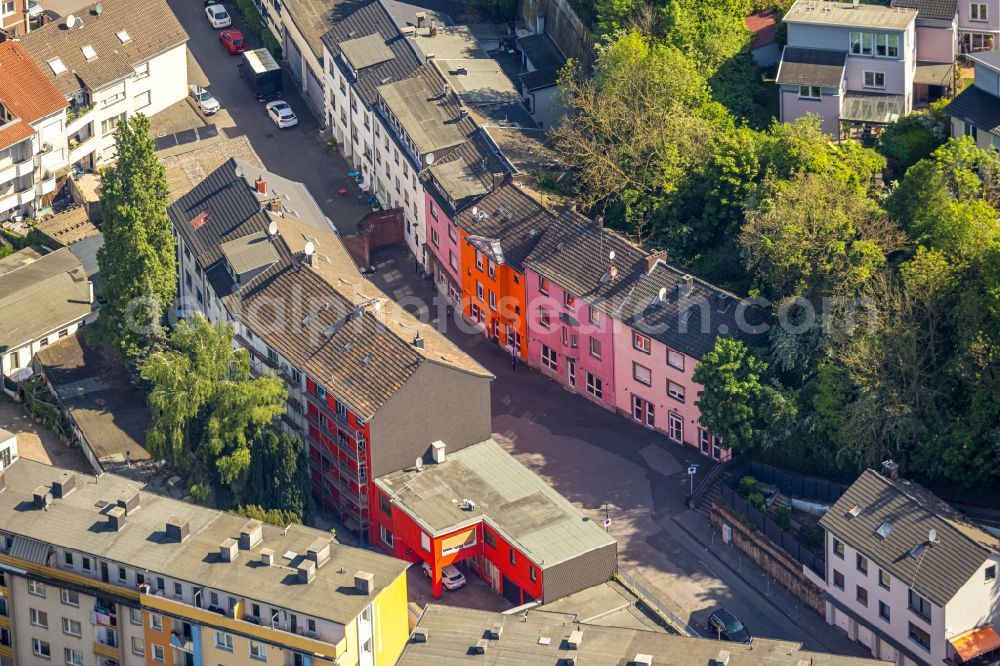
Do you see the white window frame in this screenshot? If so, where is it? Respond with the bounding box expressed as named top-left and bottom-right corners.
top-left (250, 640), bottom-right (267, 660)
top-left (541, 345), bottom-right (558, 371)
top-left (62, 617), bottom-right (82, 637)
top-left (633, 362), bottom-right (652, 386)
top-left (28, 579), bottom-right (46, 597)
top-left (150, 613), bottom-right (163, 631)
top-left (971, 3), bottom-right (988, 21)
top-left (589, 336), bottom-right (601, 360)
top-left (380, 524), bottom-right (394, 548)
top-left (33, 638), bottom-right (51, 658)
top-left (863, 71), bottom-right (886, 89)
top-left (633, 331), bottom-right (651, 353)
top-left (132, 636), bottom-right (145, 656)
top-left (152, 644), bottom-right (165, 663)
top-left (667, 349), bottom-right (685, 371)
top-left (214, 630), bottom-right (234, 651)
top-left (798, 85), bottom-right (821, 100)
top-left (667, 380), bottom-right (686, 403)
top-left (585, 372), bottom-right (603, 399)
top-left (61, 588), bottom-right (79, 606)
top-left (64, 647), bottom-right (84, 666)
top-left (30, 607), bottom-right (48, 628)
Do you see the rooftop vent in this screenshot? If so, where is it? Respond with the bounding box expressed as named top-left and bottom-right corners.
top-left (875, 521), bottom-right (893, 540)
top-left (355, 571), bottom-right (374, 595)
top-left (415, 10), bottom-right (426, 27)
top-left (33, 485), bottom-right (52, 509)
top-left (117, 489), bottom-right (140, 514)
top-left (297, 560), bottom-right (316, 584)
top-left (881, 459), bottom-right (900, 481)
top-left (306, 537), bottom-right (331, 568)
top-left (411, 628), bottom-right (429, 643)
top-left (461, 499), bottom-right (477, 511)
top-left (166, 517), bottom-right (190, 542)
top-left (634, 655), bottom-right (653, 666)
top-left (847, 503), bottom-right (864, 519)
top-left (413, 334), bottom-right (424, 349)
top-left (431, 440), bottom-right (446, 464)
top-left (220, 538), bottom-right (239, 562)
top-left (567, 630), bottom-right (583, 649)
top-left (260, 548), bottom-right (275, 566)
top-left (486, 622), bottom-right (503, 640)
top-left (716, 650), bottom-right (732, 666)
top-left (538, 636), bottom-right (551, 646)
top-left (562, 651), bottom-right (577, 665)
top-left (471, 638), bottom-right (489, 654)
top-left (52, 472), bottom-right (76, 499)
top-left (239, 519), bottom-right (263, 550)
top-left (107, 506), bottom-right (127, 531)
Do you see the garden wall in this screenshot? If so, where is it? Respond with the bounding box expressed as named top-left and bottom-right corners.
top-left (710, 499), bottom-right (826, 616)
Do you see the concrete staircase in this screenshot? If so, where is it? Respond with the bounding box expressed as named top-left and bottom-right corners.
top-left (695, 477), bottom-right (722, 514)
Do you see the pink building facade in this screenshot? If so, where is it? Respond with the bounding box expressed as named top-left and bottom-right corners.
top-left (957, 0), bottom-right (999, 52)
top-left (524, 268), bottom-right (618, 411)
top-left (611, 319), bottom-right (728, 461)
top-left (779, 86), bottom-right (844, 137)
top-left (424, 191), bottom-right (464, 307)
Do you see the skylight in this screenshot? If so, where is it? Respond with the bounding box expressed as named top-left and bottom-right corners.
top-left (116, 30), bottom-right (131, 43)
top-left (81, 44), bottom-right (97, 60)
top-left (875, 521), bottom-right (893, 540)
top-left (847, 503), bottom-right (864, 519)
top-left (48, 58), bottom-right (66, 75)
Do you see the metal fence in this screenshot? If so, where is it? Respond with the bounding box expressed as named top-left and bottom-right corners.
top-left (747, 461), bottom-right (848, 503)
top-left (720, 485), bottom-right (826, 577)
top-left (615, 567), bottom-right (701, 638)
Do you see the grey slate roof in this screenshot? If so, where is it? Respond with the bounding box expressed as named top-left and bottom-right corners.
top-left (944, 85), bottom-right (1000, 135)
top-left (321, 0), bottom-right (423, 108)
top-left (518, 67), bottom-right (560, 91)
top-left (1, 457), bottom-right (408, 626)
top-left (516, 33), bottom-right (565, 71)
top-left (19, 0), bottom-right (187, 95)
top-left (453, 182), bottom-right (551, 273)
top-left (376, 439), bottom-right (616, 568)
top-left (890, 0), bottom-right (957, 22)
top-left (399, 605), bottom-right (895, 666)
top-left (523, 214), bottom-right (768, 358)
top-left (776, 47), bottom-right (847, 87)
top-left (0, 247), bottom-right (91, 349)
top-left (820, 469), bottom-right (1000, 607)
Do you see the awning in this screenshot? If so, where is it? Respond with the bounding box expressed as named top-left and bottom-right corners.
top-left (950, 626), bottom-right (1000, 662)
top-left (841, 93), bottom-right (905, 124)
top-left (9, 535), bottom-right (51, 565)
top-left (914, 62), bottom-right (954, 87)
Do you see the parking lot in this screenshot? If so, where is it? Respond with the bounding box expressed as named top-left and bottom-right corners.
top-left (164, 0), bottom-right (374, 234)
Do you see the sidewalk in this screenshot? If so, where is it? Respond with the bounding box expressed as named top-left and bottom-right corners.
top-left (671, 509), bottom-right (866, 656)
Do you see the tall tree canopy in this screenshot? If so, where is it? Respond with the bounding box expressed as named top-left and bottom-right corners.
top-left (97, 114), bottom-right (176, 360)
top-left (141, 314), bottom-right (287, 495)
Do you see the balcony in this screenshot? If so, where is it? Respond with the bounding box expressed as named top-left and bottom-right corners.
top-left (69, 128), bottom-right (98, 164)
top-left (35, 174), bottom-right (56, 197)
top-left (67, 103), bottom-right (96, 134)
top-left (170, 632), bottom-right (193, 653)
top-left (95, 625), bottom-right (119, 649)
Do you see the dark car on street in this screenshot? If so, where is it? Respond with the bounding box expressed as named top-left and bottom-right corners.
top-left (707, 609), bottom-right (752, 644)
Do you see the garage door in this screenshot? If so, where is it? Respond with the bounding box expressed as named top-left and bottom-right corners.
top-left (285, 35), bottom-right (303, 83)
top-left (502, 574), bottom-right (521, 605)
top-left (306, 68), bottom-right (323, 115)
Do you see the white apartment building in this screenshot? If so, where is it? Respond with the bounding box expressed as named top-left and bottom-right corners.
top-left (0, 428), bottom-right (15, 471)
top-left (820, 462), bottom-right (1000, 666)
top-left (20, 0), bottom-right (188, 171)
top-left (0, 40), bottom-right (68, 221)
top-left (320, 0), bottom-right (425, 259)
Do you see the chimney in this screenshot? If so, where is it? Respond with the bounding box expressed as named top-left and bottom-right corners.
top-left (429, 20), bottom-right (437, 36)
top-left (88, 281), bottom-right (94, 304)
top-left (645, 250), bottom-right (667, 275)
top-left (415, 10), bottom-right (426, 27)
top-left (33, 485), bottom-right (52, 509)
top-left (117, 489), bottom-right (140, 514)
top-left (679, 274), bottom-right (694, 297)
top-left (268, 198), bottom-right (284, 215)
top-left (255, 175), bottom-right (267, 195)
top-left (52, 472), bottom-right (76, 498)
top-left (298, 560), bottom-right (317, 584)
top-left (459, 106), bottom-right (469, 119)
top-left (442, 83), bottom-right (449, 97)
top-left (411, 628), bottom-right (429, 643)
top-left (431, 440), bottom-right (446, 464)
top-left (220, 538), bottom-right (239, 562)
top-left (260, 548), bottom-right (275, 566)
top-left (426, 52), bottom-right (435, 61)
top-left (492, 172), bottom-right (503, 191)
top-left (881, 460), bottom-right (900, 482)
top-left (471, 638), bottom-right (489, 654)
top-left (715, 651), bottom-right (731, 666)
top-left (239, 519), bottom-right (263, 550)
top-left (567, 630), bottom-right (583, 649)
top-left (355, 571), bottom-right (374, 595)
top-left (634, 655), bottom-right (653, 666)
top-left (307, 537), bottom-right (331, 568)
top-left (412, 334), bottom-right (424, 349)
top-left (166, 517), bottom-right (190, 542)
top-left (487, 622), bottom-right (503, 640)
top-left (107, 506), bottom-right (127, 531)
top-left (563, 650), bottom-right (577, 665)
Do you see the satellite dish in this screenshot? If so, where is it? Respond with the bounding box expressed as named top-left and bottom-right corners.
top-left (303, 241), bottom-right (315, 257)
top-left (928, 528), bottom-right (937, 543)
top-left (415, 457), bottom-right (424, 471)
top-left (66, 13), bottom-right (76, 26)
top-left (267, 220), bottom-right (278, 237)
top-left (94, 2), bottom-right (103, 14)
top-left (658, 287), bottom-right (668, 302)
top-left (472, 206), bottom-right (478, 216)
top-left (373, 300), bottom-right (382, 313)
top-left (425, 152), bottom-right (435, 165)
top-left (609, 250), bottom-right (616, 262)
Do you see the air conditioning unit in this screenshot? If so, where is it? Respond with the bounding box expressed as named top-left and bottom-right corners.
top-left (461, 499), bottom-right (476, 511)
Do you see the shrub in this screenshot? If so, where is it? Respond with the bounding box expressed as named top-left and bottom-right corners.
top-left (236, 504), bottom-right (302, 527)
top-left (877, 104), bottom-right (949, 173)
top-left (737, 475), bottom-right (760, 498)
top-left (772, 505), bottom-right (792, 530)
top-left (799, 524), bottom-right (824, 550)
top-left (232, 0), bottom-right (282, 59)
top-left (747, 491), bottom-right (766, 511)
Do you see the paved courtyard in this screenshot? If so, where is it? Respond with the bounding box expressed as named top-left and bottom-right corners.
top-left (0, 394), bottom-right (90, 472)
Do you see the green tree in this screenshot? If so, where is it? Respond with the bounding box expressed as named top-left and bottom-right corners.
top-left (141, 314), bottom-right (287, 492)
top-left (662, 0), bottom-right (750, 74)
top-left (876, 103), bottom-right (949, 173)
top-left (97, 114), bottom-right (176, 360)
top-left (693, 337), bottom-right (781, 453)
top-left (235, 505), bottom-right (303, 527)
top-left (244, 429), bottom-right (314, 523)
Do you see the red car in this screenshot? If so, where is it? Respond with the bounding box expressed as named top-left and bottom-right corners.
top-left (219, 29), bottom-right (247, 54)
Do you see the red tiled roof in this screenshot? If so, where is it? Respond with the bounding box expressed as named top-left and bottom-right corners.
top-left (0, 40), bottom-right (67, 150)
top-left (746, 10), bottom-right (777, 49)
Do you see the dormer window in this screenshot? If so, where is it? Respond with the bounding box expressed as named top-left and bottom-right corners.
top-left (48, 58), bottom-right (67, 75)
top-left (81, 44), bottom-right (97, 60)
top-left (116, 30), bottom-right (131, 43)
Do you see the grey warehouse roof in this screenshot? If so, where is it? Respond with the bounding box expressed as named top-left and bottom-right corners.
top-left (376, 439), bottom-right (616, 568)
top-left (399, 605), bottom-right (895, 666)
top-left (820, 469), bottom-right (1000, 607)
top-left (339, 32), bottom-right (396, 70)
top-left (776, 47), bottom-right (847, 87)
top-left (0, 458), bottom-right (408, 625)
